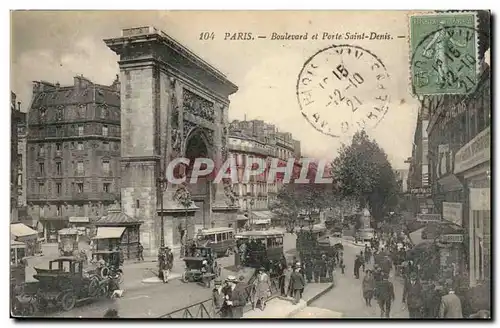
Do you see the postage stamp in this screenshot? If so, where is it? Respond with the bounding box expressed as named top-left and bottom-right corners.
top-left (409, 12), bottom-right (479, 96)
top-left (296, 44), bottom-right (391, 138)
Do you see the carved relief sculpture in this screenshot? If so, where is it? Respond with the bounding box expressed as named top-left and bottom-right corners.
top-left (182, 89), bottom-right (215, 122)
top-left (223, 181), bottom-right (237, 206)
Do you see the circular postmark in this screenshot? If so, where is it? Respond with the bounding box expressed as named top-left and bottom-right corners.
top-left (296, 44), bottom-right (391, 138)
top-left (411, 24), bottom-right (481, 96)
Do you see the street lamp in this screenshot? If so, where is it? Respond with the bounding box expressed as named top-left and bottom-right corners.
top-left (158, 171), bottom-right (168, 250)
top-left (249, 198), bottom-right (255, 229)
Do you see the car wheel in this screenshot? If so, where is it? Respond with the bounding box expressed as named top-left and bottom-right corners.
top-left (181, 272), bottom-right (188, 283)
top-left (60, 291), bottom-right (76, 311)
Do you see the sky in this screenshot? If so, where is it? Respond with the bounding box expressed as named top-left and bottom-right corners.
top-left (11, 10), bottom-right (419, 169)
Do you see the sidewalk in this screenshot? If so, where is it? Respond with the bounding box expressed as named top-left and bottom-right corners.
top-left (243, 282), bottom-right (334, 318)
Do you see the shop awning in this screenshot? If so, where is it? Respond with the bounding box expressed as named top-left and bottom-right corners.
top-left (438, 175), bottom-right (463, 192)
top-left (253, 211), bottom-right (272, 219)
top-left (236, 215), bottom-right (249, 221)
top-left (10, 223), bottom-right (38, 239)
top-left (94, 227), bottom-right (126, 239)
top-left (254, 219), bottom-right (271, 225)
top-left (69, 216), bottom-right (90, 223)
top-left (409, 227), bottom-right (426, 246)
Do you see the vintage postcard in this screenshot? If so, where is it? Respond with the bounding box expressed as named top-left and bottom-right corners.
top-left (10, 10), bottom-right (491, 319)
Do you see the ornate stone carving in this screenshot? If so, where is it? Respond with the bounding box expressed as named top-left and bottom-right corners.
top-left (201, 128), bottom-right (214, 148)
top-left (182, 120), bottom-right (198, 141)
top-left (221, 126), bottom-right (229, 161)
top-left (56, 106), bottom-right (63, 121)
top-left (182, 89), bottom-right (215, 122)
top-left (223, 181), bottom-right (237, 206)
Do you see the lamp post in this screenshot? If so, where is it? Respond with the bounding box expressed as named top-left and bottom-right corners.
top-left (249, 198), bottom-right (255, 229)
top-left (158, 171), bottom-right (168, 251)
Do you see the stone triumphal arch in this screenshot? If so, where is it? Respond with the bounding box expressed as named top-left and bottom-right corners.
top-left (105, 26), bottom-right (239, 256)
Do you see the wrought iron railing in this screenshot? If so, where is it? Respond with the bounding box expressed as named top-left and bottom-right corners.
top-left (159, 274), bottom-right (284, 319)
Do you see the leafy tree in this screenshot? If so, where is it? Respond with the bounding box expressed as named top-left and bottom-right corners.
top-left (331, 130), bottom-right (399, 224)
top-left (271, 160), bottom-right (334, 228)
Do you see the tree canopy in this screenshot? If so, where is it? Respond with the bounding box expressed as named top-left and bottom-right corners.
top-left (270, 160), bottom-right (333, 228)
top-left (331, 130), bottom-right (399, 223)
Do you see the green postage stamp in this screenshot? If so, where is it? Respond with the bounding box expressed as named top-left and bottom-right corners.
top-left (410, 12), bottom-right (479, 96)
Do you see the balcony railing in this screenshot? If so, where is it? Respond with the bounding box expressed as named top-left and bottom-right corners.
top-left (160, 274), bottom-right (283, 319)
top-left (27, 192), bottom-right (118, 202)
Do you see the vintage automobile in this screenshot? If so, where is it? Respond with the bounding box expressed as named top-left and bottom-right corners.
top-left (25, 257), bottom-right (113, 313)
top-left (181, 247), bottom-right (220, 288)
top-left (235, 230), bottom-right (284, 272)
top-left (58, 228), bottom-right (79, 256)
top-left (194, 227), bottom-right (236, 258)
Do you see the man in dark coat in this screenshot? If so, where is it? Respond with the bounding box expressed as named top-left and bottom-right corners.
top-left (223, 275), bottom-right (247, 318)
top-left (402, 272), bottom-right (424, 318)
top-left (313, 258), bottom-right (322, 283)
top-left (375, 273), bottom-right (395, 318)
top-left (353, 255), bottom-right (362, 279)
top-left (290, 265), bottom-right (305, 305)
top-left (304, 258), bottom-right (314, 283)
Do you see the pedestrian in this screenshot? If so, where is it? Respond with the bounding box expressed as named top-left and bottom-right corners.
top-left (319, 254), bottom-right (327, 282)
top-left (438, 282), bottom-right (463, 318)
top-left (326, 256), bottom-right (334, 282)
top-left (339, 252), bottom-right (345, 275)
top-left (362, 269), bottom-right (375, 306)
top-left (359, 251), bottom-right (366, 272)
top-left (282, 263), bottom-right (293, 297)
top-left (402, 272), bottom-right (424, 318)
top-left (137, 242), bottom-right (144, 261)
top-left (304, 258), bottom-right (314, 283)
top-left (313, 257), bottom-right (322, 283)
top-left (375, 273), bottom-right (395, 318)
top-left (365, 245), bottom-right (372, 264)
top-left (252, 267), bottom-right (271, 311)
top-left (354, 255), bottom-right (362, 279)
top-left (212, 279), bottom-right (226, 317)
top-left (223, 275), bottom-right (247, 318)
top-left (290, 264), bottom-right (305, 305)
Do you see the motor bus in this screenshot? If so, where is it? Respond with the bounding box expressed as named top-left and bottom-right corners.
top-left (195, 227), bottom-right (236, 257)
top-left (235, 230), bottom-right (284, 272)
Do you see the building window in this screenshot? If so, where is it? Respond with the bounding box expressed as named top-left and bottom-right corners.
top-left (56, 205), bottom-right (61, 216)
top-left (38, 144), bottom-right (45, 156)
top-left (77, 183), bottom-right (84, 193)
top-left (56, 125), bottom-right (61, 137)
top-left (136, 200), bottom-right (140, 208)
top-left (102, 161), bottom-right (110, 174)
top-left (102, 125), bottom-right (108, 136)
top-left (77, 142), bottom-right (84, 151)
top-left (78, 125), bottom-right (84, 136)
top-left (56, 182), bottom-right (62, 195)
top-left (103, 183), bottom-right (110, 193)
top-left (103, 142), bottom-right (110, 151)
top-left (56, 162), bottom-right (62, 175)
top-left (38, 182), bottom-right (45, 193)
top-left (38, 162), bottom-right (45, 175)
top-left (56, 143), bottom-right (62, 151)
top-left (77, 161), bottom-right (84, 175)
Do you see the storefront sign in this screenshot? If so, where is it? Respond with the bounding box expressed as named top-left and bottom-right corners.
top-left (411, 187), bottom-right (431, 195)
top-left (454, 127), bottom-right (490, 174)
top-left (440, 234), bottom-right (464, 243)
top-left (417, 214), bottom-right (442, 222)
top-left (442, 202), bottom-right (463, 226)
